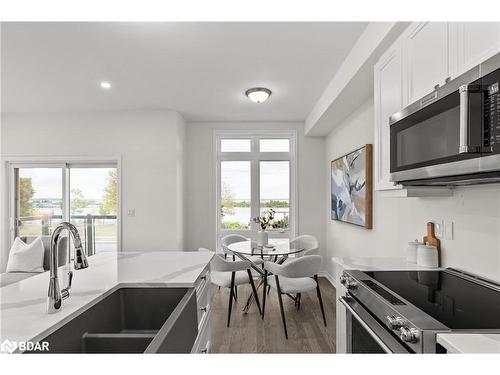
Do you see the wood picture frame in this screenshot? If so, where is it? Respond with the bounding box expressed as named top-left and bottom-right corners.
top-left (330, 144), bottom-right (372, 229)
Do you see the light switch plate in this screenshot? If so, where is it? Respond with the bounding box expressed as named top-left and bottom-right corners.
top-left (444, 220), bottom-right (454, 240)
top-left (127, 209), bottom-right (136, 217)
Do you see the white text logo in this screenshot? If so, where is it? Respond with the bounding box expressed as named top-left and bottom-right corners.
top-left (1, 339), bottom-right (49, 353)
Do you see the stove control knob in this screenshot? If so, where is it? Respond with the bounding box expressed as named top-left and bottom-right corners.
top-left (346, 280), bottom-right (358, 290)
top-left (339, 274), bottom-right (347, 285)
top-left (399, 327), bottom-right (419, 343)
top-left (386, 315), bottom-right (405, 329)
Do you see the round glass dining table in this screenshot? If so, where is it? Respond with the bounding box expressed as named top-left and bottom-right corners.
top-left (227, 238), bottom-right (305, 313)
top-left (227, 238), bottom-right (304, 258)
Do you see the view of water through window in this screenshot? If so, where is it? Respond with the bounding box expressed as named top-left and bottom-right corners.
top-left (15, 166), bottom-right (118, 255)
top-left (219, 138), bottom-right (291, 231)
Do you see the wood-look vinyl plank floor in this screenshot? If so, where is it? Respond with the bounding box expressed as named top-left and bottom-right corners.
top-left (210, 277), bottom-right (336, 353)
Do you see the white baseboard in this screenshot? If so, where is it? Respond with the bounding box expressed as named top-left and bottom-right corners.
top-left (318, 270), bottom-right (336, 287)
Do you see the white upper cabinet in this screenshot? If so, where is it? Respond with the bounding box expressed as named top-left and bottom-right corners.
top-left (374, 40), bottom-right (403, 191)
top-left (449, 22), bottom-right (500, 77)
top-left (372, 21), bottom-right (500, 193)
top-left (402, 22), bottom-right (449, 106)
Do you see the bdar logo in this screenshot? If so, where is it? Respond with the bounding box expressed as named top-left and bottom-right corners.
top-left (1, 339), bottom-right (18, 354)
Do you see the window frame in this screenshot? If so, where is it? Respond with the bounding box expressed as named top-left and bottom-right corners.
top-left (214, 130), bottom-right (297, 250)
top-left (3, 156), bottom-right (122, 254)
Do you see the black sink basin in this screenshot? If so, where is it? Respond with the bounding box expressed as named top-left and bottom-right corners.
top-left (29, 287), bottom-right (198, 353)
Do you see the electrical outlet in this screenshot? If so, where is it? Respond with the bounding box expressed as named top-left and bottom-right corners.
top-left (127, 209), bottom-right (136, 217)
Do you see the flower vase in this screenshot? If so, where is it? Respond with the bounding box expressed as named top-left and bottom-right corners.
top-left (257, 230), bottom-right (268, 247)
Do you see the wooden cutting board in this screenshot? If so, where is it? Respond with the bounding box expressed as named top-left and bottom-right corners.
top-left (423, 222), bottom-right (441, 266)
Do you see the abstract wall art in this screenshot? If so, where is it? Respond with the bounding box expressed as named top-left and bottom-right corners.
top-left (331, 144), bottom-right (372, 229)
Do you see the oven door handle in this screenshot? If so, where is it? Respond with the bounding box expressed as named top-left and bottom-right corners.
top-left (340, 296), bottom-right (410, 354)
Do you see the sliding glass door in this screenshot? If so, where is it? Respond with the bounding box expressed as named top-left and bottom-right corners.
top-left (11, 163), bottom-right (119, 255)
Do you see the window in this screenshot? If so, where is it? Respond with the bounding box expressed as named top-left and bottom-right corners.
top-left (221, 139), bottom-right (251, 152)
top-left (259, 139), bottom-right (290, 152)
top-left (69, 167), bottom-right (118, 254)
top-left (220, 161), bottom-right (251, 229)
top-left (10, 162), bottom-right (119, 256)
top-left (15, 167), bottom-right (64, 237)
top-left (216, 132), bottom-right (296, 247)
top-left (260, 161), bottom-right (290, 230)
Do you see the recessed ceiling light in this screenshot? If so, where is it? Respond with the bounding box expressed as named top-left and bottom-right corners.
top-left (100, 81), bottom-right (112, 90)
top-left (245, 87), bottom-right (271, 104)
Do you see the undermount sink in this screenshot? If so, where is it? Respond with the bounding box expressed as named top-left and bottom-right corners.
top-left (29, 287), bottom-right (198, 353)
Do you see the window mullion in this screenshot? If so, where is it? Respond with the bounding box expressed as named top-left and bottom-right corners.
top-left (63, 164), bottom-right (70, 223)
top-left (250, 136), bottom-right (260, 231)
top-left (250, 158), bottom-right (260, 232)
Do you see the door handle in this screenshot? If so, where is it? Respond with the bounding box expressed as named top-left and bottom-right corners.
top-left (459, 84), bottom-right (484, 154)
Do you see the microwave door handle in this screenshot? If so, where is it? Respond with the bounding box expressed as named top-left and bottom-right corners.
top-left (459, 84), bottom-right (483, 154)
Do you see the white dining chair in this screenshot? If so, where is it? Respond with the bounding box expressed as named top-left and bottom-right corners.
top-left (220, 234), bottom-right (265, 265)
top-left (208, 253), bottom-right (262, 327)
top-left (290, 234), bottom-right (319, 256)
top-left (261, 255), bottom-right (326, 339)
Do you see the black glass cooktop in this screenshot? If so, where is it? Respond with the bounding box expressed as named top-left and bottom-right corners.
top-left (364, 270), bottom-right (500, 330)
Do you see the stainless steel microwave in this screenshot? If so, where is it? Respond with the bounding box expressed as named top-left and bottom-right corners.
top-left (390, 52), bottom-right (500, 186)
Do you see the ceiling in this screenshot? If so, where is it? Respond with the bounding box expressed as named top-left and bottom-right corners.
top-left (1, 22), bottom-right (367, 121)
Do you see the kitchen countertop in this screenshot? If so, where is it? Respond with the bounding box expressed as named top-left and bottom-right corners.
top-left (0, 251), bottom-right (213, 347)
top-left (437, 333), bottom-right (500, 354)
top-left (332, 256), bottom-right (442, 271)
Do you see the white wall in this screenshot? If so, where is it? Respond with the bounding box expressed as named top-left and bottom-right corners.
top-left (324, 99), bottom-right (500, 282)
top-left (1, 110), bottom-right (186, 271)
top-left (185, 122), bottom-right (326, 260)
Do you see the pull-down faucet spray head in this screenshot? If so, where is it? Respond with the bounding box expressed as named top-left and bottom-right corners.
top-left (47, 222), bottom-right (88, 313)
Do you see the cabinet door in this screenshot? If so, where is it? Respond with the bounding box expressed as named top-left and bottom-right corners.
top-left (374, 40), bottom-right (403, 191)
top-left (403, 22), bottom-right (449, 105)
top-left (449, 22), bottom-right (500, 76)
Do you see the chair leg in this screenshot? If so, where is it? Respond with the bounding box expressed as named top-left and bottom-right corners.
top-left (297, 293), bottom-right (301, 310)
top-left (224, 253), bottom-right (227, 260)
top-left (234, 285), bottom-right (238, 299)
top-left (262, 271), bottom-right (267, 319)
top-left (227, 272), bottom-right (236, 327)
top-left (275, 275), bottom-right (288, 339)
top-left (314, 275), bottom-right (327, 327)
top-left (247, 270), bottom-right (262, 315)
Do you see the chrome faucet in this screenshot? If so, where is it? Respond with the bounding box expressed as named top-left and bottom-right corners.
top-left (47, 222), bottom-right (89, 313)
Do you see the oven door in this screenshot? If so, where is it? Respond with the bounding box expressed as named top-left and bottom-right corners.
top-left (340, 296), bottom-right (409, 354)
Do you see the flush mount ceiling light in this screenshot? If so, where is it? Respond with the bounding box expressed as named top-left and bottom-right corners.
top-left (100, 81), bottom-right (112, 90)
top-left (245, 87), bottom-right (272, 104)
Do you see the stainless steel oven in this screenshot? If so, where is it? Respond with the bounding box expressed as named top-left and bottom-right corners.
top-left (389, 52), bottom-right (500, 186)
top-left (339, 268), bottom-right (500, 354)
top-left (340, 296), bottom-right (410, 353)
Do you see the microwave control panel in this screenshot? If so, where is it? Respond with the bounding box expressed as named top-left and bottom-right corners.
top-left (484, 74), bottom-right (500, 154)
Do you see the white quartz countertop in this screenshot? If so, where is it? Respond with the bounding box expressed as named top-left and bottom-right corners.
top-left (0, 251), bottom-right (213, 346)
top-left (332, 256), bottom-right (442, 271)
top-left (437, 333), bottom-right (500, 353)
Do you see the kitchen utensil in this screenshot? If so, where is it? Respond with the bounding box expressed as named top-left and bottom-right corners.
top-left (423, 222), bottom-right (441, 266)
